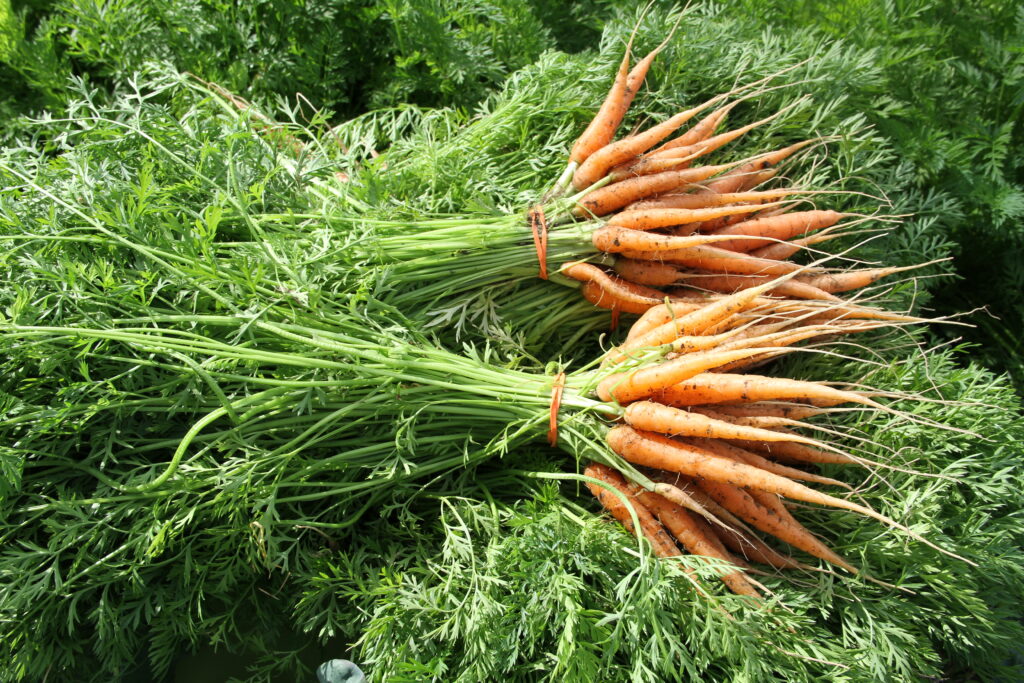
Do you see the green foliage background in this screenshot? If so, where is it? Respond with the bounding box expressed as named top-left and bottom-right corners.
top-left (1, 1), bottom-right (1023, 682)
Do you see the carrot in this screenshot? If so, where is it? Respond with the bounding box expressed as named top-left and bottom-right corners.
top-left (584, 462), bottom-right (681, 558)
top-left (632, 488), bottom-right (761, 597)
top-left (712, 210), bottom-right (847, 252)
top-left (593, 226), bottom-right (769, 253)
top-left (622, 401), bottom-right (838, 449)
top-left (687, 436), bottom-right (851, 490)
top-left (569, 40), bottom-right (634, 165)
top-left (690, 408), bottom-right (805, 431)
top-left (619, 244), bottom-right (811, 276)
top-left (609, 274), bottom-right (796, 360)
top-left (651, 101), bottom-right (738, 154)
top-left (643, 103), bottom-right (802, 171)
top-left (688, 200), bottom-right (790, 235)
top-left (610, 426), bottom-right (973, 566)
top-left (730, 439), bottom-right (858, 466)
top-left (606, 202), bottom-right (786, 231)
top-left (573, 108), bottom-right (706, 190)
top-left (710, 402), bottom-right (827, 421)
top-left (677, 273), bottom-right (840, 300)
top-left (625, 302), bottom-right (684, 341)
top-left (799, 264), bottom-right (932, 293)
top-left (597, 347), bottom-right (783, 403)
top-left (651, 372), bottom-right (876, 407)
top-left (749, 225), bottom-right (847, 261)
top-left (578, 277), bottom-right (665, 315)
top-left (697, 479), bottom-right (858, 573)
top-left (627, 189), bottom-right (799, 213)
top-left (613, 257), bottom-right (683, 287)
top-left (701, 140), bottom-right (816, 195)
top-left (574, 165), bottom-right (736, 217)
top-left (645, 470), bottom-right (807, 570)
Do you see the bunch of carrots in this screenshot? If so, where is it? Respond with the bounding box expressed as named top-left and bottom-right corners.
top-left (541, 27), bottom-right (930, 324)
top-left (545, 29), bottom-right (964, 597)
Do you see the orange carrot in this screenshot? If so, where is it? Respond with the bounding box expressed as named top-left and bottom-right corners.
top-left (584, 462), bottom-right (681, 558)
top-left (710, 402), bottom-right (827, 421)
top-left (627, 189), bottom-right (798, 212)
top-left (606, 426), bottom-right (962, 564)
top-left (619, 244), bottom-right (811, 276)
top-left (633, 488), bottom-right (761, 597)
top-left (687, 437), bottom-right (851, 490)
top-left (799, 264), bottom-right (930, 293)
top-left (730, 439), bottom-right (858, 466)
top-left (574, 166), bottom-right (735, 217)
top-left (701, 140), bottom-right (816, 195)
top-left (622, 401), bottom-right (835, 448)
top-left (645, 471), bottom-right (807, 569)
top-left (650, 372), bottom-right (876, 407)
top-left (749, 225), bottom-right (846, 260)
top-left (597, 347), bottom-right (781, 403)
top-left (610, 275), bottom-right (794, 360)
top-left (569, 43), bottom-right (634, 165)
top-left (712, 210), bottom-right (846, 252)
top-left (697, 479), bottom-right (859, 573)
top-left (613, 257), bottom-right (683, 287)
top-left (652, 102), bottom-right (737, 154)
top-left (593, 226), bottom-right (767, 253)
top-left (606, 203), bottom-right (786, 231)
top-left (573, 109), bottom-right (705, 190)
top-left (677, 272), bottom-right (840, 300)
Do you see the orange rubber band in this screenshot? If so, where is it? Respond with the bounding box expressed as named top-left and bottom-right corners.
top-left (610, 308), bottom-right (621, 331)
top-left (547, 372), bottom-right (566, 447)
top-left (529, 205), bottom-right (549, 280)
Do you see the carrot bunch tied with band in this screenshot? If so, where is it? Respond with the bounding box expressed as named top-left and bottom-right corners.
top-left (572, 275), bottom-right (973, 597)
top-left (548, 31), bottom-right (938, 326)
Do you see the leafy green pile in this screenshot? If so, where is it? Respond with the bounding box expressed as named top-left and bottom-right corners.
top-left (0, 0), bottom-right (608, 130)
top-left (1, 3), bottom-right (1023, 683)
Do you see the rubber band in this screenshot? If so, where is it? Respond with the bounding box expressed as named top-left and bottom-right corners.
top-left (610, 308), bottom-right (621, 331)
top-left (528, 205), bottom-right (549, 280)
top-left (547, 372), bottom-right (566, 447)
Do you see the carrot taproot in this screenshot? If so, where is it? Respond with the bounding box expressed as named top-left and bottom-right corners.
top-left (613, 257), bottom-right (682, 287)
top-left (574, 165), bottom-right (736, 217)
top-left (625, 302), bottom-right (682, 342)
top-left (729, 439), bottom-right (858, 466)
top-left (645, 470), bottom-right (807, 570)
top-left (593, 226), bottom-right (769, 253)
top-left (629, 189), bottom-right (800, 213)
top-left (562, 261), bottom-right (681, 314)
top-left (643, 103), bottom-right (802, 171)
top-left (650, 372), bottom-right (876, 407)
top-left (688, 200), bottom-right (790, 234)
top-left (677, 272), bottom-right (840, 300)
top-left (748, 225), bottom-right (847, 261)
top-left (711, 402), bottom-right (827, 421)
top-left (609, 274), bottom-right (799, 362)
top-left (701, 140), bottom-right (816, 195)
top-left (712, 210), bottom-right (847, 252)
top-left (697, 479), bottom-right (859, 573)
top-left (597, 347), bottom-right (784, 403)
top-left (686, 436), bottom-right (851, 489)
top-left (622, 401), bottom-right (839, 450)
top-left (633, 488), bottom-right (761, 597)
top-left (606, 202), bottom-right (787, 232)
top-left (569, 42), bottom-right (634, 165)
top-left (799, 264), bottom-right (932, 293)
top-left (619, 244), bottom-right (812, 276)
top-left (573, 108), bottom-right (706, 190)
top-left (611, 426), bottom-right (973, 565)
top-left (583, 462), bottom-right (681, 558)
top-left (579, 277), bottom-right (662, 315)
